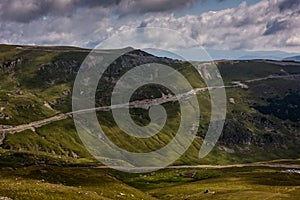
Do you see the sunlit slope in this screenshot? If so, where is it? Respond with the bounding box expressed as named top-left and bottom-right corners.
top-left (0, 44), bottom-right (300, 165)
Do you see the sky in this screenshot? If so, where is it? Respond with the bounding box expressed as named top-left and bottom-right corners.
top-left (0, 0), bottom-right (300, 57)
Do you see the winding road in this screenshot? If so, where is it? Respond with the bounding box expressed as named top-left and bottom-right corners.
top-left (1, 73), bottom-right (300, 144)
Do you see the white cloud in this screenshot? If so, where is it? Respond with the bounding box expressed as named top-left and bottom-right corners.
top-left (137, 0), bottom-right (300, 52)
top-left (0, 0), bottom-right (299, 53)
top-left (286, 36), bottom-right (300, 46)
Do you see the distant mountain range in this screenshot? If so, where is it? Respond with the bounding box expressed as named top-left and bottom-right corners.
top-left (145, 48), bottom-right (300, 62)
top-left (283, 55), bottom-right (300, 62)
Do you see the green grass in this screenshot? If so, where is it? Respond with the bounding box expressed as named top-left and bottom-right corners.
top-left (114, 166), bottom-right (300, 200)
top-left (217, 60), bottom-right (288, 83)
top-left (2, 119), bottom-right (94, 161)
top-left (2, 74), bottom-right (300, 166)
top-left (0, 164), bottom-right (299, 200)
top-left (0, 45), bottom-right (300, 199)
top-left (0, 166), bottom-right (156, 200)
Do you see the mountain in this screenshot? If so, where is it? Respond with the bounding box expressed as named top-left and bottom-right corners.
top-left (236, 50), bottom-right (299, 60)
top-left (0, 44), bottom-right (300, 168)
top-left (155, 48), bottom-right (300, 61)
top-left (0, 44), bottom-right (300, 200)
top-left (283, 55), bottom-right (300, 62)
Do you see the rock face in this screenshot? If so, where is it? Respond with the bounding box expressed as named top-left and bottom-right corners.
top-left (254, 92), bottom-right (300, 122)
top-left (0, 113), bottom-right (11, 120)
top-left (219, 111), bottom-right (285, 148)
top-left (220, 123), bottom-right (283, 146)
top-left (0, 57), bottom-right (22, 71)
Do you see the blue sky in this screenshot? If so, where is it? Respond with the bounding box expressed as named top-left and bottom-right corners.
top-left (0, 0), bottom-right (299, 60)
top-left (180, 0), bottom-right (261, 16)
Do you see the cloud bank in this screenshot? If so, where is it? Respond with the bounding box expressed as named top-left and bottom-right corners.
top-left (0, 0), bottom-right (299, 52)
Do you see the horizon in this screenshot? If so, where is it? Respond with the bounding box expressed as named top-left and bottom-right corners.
top-left (1, 1), bottom-right (300, 199)
top-left (1, 43), bottom-right (299, 62)
top-left (1, 0), bottom-right (300, 56)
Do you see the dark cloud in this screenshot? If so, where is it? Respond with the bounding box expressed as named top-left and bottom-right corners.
top-left (0, 0), bottom-right (51, 23)
top-left (118, 0), bottom-right (197, 16)
top-left (278, 0), bottom-right (300, 12)
top-left (75, 0), bottom-right (121, 7)
top-left (0, 0), bottom-right (123, 23)
top-left (0, 0), bottom-right (198, 23)
top-left (264, 19), bottom-right (289, 35)
top-left (0, 0), bottom-right (299, 52)
top-left (138, 21), bottom-right (148, 28)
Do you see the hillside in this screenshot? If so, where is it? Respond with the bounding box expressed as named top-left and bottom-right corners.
top-left (0, 44), bottom-right (300, 167)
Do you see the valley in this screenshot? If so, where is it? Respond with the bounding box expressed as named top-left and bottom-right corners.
top-left (0, 44), bottom-right (300, 199)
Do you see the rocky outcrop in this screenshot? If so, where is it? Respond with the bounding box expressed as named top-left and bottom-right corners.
top-left (220, 113), bottom-right (284, 148)
top-left (0, 57), bottom-right (22, 71)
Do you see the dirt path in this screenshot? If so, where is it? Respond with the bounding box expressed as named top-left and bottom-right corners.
top-left (244, 74), bottom-right (300, 83)
top-left (1, 73), bottom-right (300, 142)
top-left (91, 163), bottom-right (300, 171)
top-left (0, 85), bottom-right (215, 138)
top-left (166, 163), bottom-right (300, 169)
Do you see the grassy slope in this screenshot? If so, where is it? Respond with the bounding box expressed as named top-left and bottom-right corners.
top-left (145, 167), bottom-right (300, 200)
top-left (0, 45), bottom-right (300, 200)
top-left (0, 166), bottom-right (157, 200)
top-left (0, 164), bottom-right (299, 200)
top-left (1, 44), bottom-right (300, 166)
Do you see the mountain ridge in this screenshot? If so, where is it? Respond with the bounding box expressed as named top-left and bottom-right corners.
top-left (0, 44), bottom-right (300, 167)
